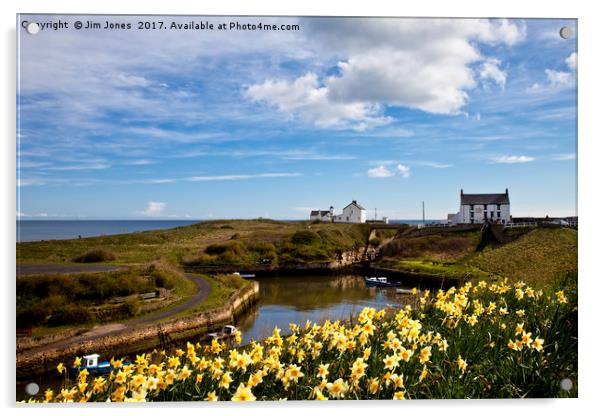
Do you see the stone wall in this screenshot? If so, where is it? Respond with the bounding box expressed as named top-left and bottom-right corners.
top-left (16, 281), bottom-right (259, 379)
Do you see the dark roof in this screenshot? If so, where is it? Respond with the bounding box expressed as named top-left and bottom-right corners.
top-left (310, 210), bottom-right (331, 216)
top-left (344, 200), bottom-right (365, 210)
top-left (461, 193), bottom-right (509, 205)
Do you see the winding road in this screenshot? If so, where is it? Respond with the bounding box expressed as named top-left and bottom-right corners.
top-left (17, 264), bottom-right (211, 354)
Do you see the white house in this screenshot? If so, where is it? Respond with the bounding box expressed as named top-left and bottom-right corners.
top-left (310, 206), bottom-right (334, 222)
top-left (309, 200), bottom-right (367, 224)
top-left (449, 189), bottom-right (511, 224)
top-left (333, 200), bottom-right (367, 224)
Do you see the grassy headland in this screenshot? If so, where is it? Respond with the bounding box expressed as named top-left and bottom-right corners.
top-left (17, 220), bottom-right (370, 268)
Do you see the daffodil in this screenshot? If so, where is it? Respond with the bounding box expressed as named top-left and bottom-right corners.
top-left (231, 383), bottom-right (256, 401)
top-left (317, 363), bottom-right (329, 379)
top-left (56, 363), bottom-right (65, 374)
top-left (393, 390), bottom-right (406, 400)
top-left (533, 337), bottom-right (545, 352)
top-left (456, 355), bottom-right (468, 373)
top-left (327, 378), bottom-right (348, 399)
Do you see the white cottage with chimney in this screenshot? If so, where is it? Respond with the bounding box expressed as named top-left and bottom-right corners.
top-left (449, 189), bottom-right (511, 224)
top-left (309, 206), bottom-right (334, 222)
top-left (309, 200), bottom-right (367, 223)
top-left (333, 200), bottom-right (367, 223)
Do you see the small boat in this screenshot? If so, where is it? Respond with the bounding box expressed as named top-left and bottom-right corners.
top-left (396, 288), bottom-right (415, 295)
top-left (202, 325), bottom-right (239, 342)
top-left (233, 272), bottom-right (256, 279)
top-left (70, 354), bottom-right (127, 377)
top-left (364, 276), bottom-right (399, 287)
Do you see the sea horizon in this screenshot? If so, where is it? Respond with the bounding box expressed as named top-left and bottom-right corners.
top-left (15, 218), bottom-right (446, 242)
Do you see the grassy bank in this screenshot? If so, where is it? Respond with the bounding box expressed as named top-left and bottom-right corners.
top-left (35, 273), bottom-right (577, 402)
top-left (468, 228), bottom-right (578, 286)
top-left (376, 228), bottom-right (577, 287)
top-left (17, 262), bottom-right (194, 330)
top-left (17, 220), bottom-right (370, 268)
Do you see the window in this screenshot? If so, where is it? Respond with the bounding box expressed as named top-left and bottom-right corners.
top-left (470, 212), bottom-right (474, 218)
top-left (470, 204), bottom-right (474, 210)
top-left (497, 211), bottom-right (501, 218)
top-left (497, 204), bottom-right (501, 210)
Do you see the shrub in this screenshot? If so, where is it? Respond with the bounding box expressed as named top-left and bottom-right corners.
top-left (291, 230), bottom-right (321, 245)
top-left (246, 241), bottom-right (277, 255)
top-left (73, 248), bottom-right (116, 263)
top-left (123, 298), bottom-right (141, 317)
top-left (205, 241), bottom-right (245, 256)
top-left (369, 237), bottom-right (381, 247)
top-left (215, 273), bottom-right (246, 289)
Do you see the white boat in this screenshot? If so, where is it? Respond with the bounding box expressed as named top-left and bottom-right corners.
top-left (364, 276), bottom-right (398, 287)
top-left (205, 325), bottom-right (238, 341)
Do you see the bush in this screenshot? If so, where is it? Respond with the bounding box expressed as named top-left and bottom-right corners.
top-left (291, 230), bottom-right (321, 245)
top-left (123, 297), bottom-right (141, 317)
top-left (369, 237), bottom-right (381, 247)
top-left (47, 304), bottom-right (93, 326)
top-left (205, 241), bottom-right (245, 256)
top-left (215, 273), bottom-right (246, 289)
top-left (246, 241), bottom-right (277, 255)
top-left (73, 248), bottom-right (116, 263)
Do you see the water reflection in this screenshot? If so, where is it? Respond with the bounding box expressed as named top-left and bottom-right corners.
top-left (236, 274), bottom-right (407, 344)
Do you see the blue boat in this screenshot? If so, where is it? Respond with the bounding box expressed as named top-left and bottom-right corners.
top-left (70, 354), bottom-right (127, 377)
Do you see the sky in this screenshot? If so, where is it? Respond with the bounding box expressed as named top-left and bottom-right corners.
top-left (16, 16), bottom-right (577, 220)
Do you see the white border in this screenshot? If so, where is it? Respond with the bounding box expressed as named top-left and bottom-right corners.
top-left (2, 1), bottom-right (600, 415)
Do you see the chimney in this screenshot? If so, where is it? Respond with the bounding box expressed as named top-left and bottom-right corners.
top-left (460, 189), bottom-right (464, 196)
top-left (329, 206), bottom-right (334, 215)
top-left (352, 200), bottom-right (357, 204)
top-left (505, 188), bottom-right (508, 195)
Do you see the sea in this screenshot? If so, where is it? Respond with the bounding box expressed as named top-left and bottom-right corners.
top-left (16, 220), bottom-right (201, 242)
top-left (16, 219), bottom-right (445, 242)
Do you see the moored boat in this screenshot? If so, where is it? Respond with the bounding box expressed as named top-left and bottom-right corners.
top-left (364, 276), bottom-right (399, 287)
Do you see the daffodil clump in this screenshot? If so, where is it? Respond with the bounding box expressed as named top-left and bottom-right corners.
top-left (32, 278), bottom-right (576, 402)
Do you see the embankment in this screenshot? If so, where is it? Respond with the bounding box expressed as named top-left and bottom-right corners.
top-left (184, 248), bottom-right (366, 276)
top-left (16, 281), bottom-right (259, 379)
top-left (364, 265), bottom-right (462, 289)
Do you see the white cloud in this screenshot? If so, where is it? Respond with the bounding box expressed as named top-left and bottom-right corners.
top-left (396, 164), bottom-right (411, 178)
top-left (246, 18), bottom-right (526, 127)
top-left (245, 73), bottom-right (391, 131)
top-left (529, 52), bottom-right (576, 92)
top-left (545, 69), bottom-right (573, 87)
top-left (418, 161), bottom-right (452, 169)
top-left (140, 201), bottom-right (166, 217)
top-left (479, 58), bottom-right (507, 88)
top-left (367, 165), bottom-right (394, 178)
top-left (187, 173), bottom-right (301, 181)
top-left (566, 52), bottom-right (577, 70)
top-left (491, 155), bottom-right (535, 164)
top-left (551, 153), bottom-right (576, 161)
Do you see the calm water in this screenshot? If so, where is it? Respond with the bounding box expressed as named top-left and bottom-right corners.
top-left (236, 274), bottom-right (408, 345)
top-left (17, 273), bottom-right (409, 400)
top-left (16, 220), bottom-right (201, 242)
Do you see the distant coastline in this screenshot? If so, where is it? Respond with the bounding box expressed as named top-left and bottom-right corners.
top-left (16, 219), bottom-right (446, 243)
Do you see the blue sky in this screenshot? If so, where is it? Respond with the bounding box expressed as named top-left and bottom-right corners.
top-left (17, 16), bottom-right (577, 220)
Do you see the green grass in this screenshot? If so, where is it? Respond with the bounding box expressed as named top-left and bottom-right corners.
top-left (377, 258), bottom-right (489, 280)
top-left (17, 262), bottom-right (195, 329)
top-left (17, 220), bottom-right (370, 267)
top-left (468, 228), bottom-right (578, 286)
top-left (377, 228), bottom-right (577, 287)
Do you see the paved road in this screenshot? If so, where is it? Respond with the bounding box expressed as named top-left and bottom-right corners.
top-left (17, 266), bottom-right (211, 355)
